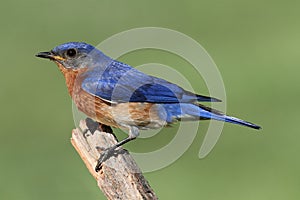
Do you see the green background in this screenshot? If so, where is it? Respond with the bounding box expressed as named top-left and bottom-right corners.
top-left (1, 0), bottom-right (299, 199)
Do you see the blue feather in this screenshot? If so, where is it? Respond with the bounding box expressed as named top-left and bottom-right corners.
top-left (162, 103), bottom-right (261, 129)
top-left (81, 60), bottom-right (220, 103)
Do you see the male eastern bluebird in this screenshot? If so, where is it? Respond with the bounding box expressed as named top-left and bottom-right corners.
top-left (36, 42), bottom-right (260, 171)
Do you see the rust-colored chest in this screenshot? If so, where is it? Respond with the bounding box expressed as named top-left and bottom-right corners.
top-left (57, 63), bottom-right (118, 127)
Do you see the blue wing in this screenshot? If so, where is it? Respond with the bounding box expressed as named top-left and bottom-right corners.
top-left (81, 60), bottom-right (221, 103)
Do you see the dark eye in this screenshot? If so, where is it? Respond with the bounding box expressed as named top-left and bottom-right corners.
top-left (66, 48), bottom-right (77, 58)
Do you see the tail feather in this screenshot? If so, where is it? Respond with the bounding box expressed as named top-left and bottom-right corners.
top-left (197, 104), bottom-right (261, 129)
top-left (163, 103), bottom-right (261, 130)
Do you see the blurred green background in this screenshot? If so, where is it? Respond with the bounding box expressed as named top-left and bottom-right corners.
top-left (1, 0), bottom-right (299, 199)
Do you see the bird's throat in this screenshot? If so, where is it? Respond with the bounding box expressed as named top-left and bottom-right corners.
top-left (55, 62), bottom-right (87, 96)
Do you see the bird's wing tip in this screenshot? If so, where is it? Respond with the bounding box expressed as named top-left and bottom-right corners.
top-left (211, 97), bottom-right (222, 102)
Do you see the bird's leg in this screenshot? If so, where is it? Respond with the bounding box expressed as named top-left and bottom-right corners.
top-left (95, 126), bottom-right (139, 172)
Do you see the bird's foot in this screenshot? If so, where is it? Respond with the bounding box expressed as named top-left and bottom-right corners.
top-left (95, 146), bottom-right (117, 172)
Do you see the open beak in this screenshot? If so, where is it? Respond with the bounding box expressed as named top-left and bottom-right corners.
top-left (36, 51), bottom-right (65, 61)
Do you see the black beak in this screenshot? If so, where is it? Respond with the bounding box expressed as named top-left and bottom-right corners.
top-left (35, 51), bottom-right (54, 59)
top-left (36, 51), bottom-right (65, 62)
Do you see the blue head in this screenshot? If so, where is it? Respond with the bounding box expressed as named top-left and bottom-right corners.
top-left (36, 42), bottom-right (110, 69)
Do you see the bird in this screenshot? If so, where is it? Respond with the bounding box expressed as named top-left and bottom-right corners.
top-left (36, 42), bottom-right (261, 171)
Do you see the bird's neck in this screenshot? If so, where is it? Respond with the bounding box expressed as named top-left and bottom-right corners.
top-left (56, 63), bottom-right (87, 96)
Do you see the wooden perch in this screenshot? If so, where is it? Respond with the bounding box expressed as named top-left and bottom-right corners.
top-left (71, 120), bottom-right (158, 200)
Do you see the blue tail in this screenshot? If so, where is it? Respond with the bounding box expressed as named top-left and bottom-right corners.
top-left (163, 103), bottom-right (261, 129)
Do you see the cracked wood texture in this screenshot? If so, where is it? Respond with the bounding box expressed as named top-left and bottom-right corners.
top-left (71, 120), bottom-right (158, 200)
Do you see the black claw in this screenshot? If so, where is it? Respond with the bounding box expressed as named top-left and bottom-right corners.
top-left (95, 158), bottom-right (103, 172)
top-left (95, 148), bottom-right (115, 172)
top-left (82, 128), bottom-right (89, 138)
top-left (95, 164), bottom-right (102, 172)
top-left (94, 147), bottom-right (130, 172)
